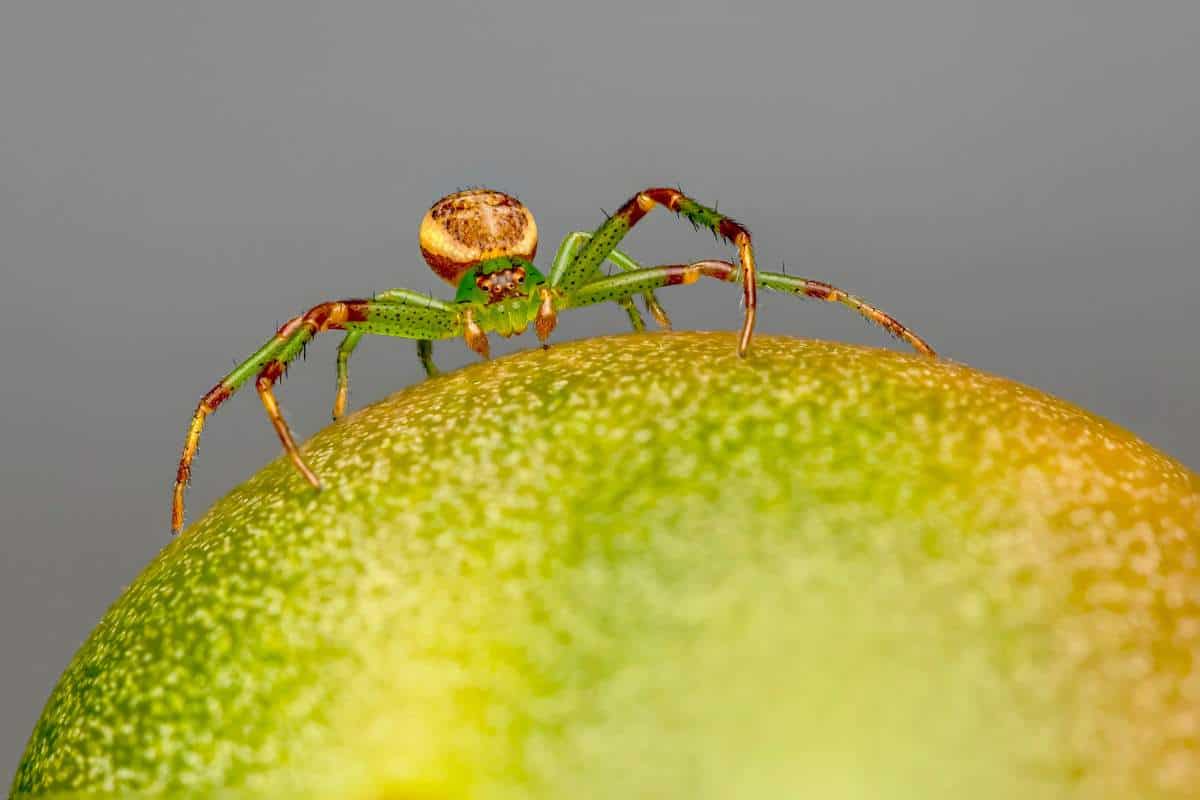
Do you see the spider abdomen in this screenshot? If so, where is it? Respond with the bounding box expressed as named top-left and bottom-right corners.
top-left (419, 189), bottom-right (538, 286)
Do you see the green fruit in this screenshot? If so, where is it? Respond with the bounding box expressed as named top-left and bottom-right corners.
top-left (12, 332), bottom-right (1200, 799)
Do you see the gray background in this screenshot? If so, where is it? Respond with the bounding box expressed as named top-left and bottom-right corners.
top-left (2, 0), bottom-right (1197, 782)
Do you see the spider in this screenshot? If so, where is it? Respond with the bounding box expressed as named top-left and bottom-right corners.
top-left (172, 186), bottom-right (936, 534)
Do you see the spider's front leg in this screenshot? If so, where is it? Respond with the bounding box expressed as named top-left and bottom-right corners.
top-left (550, 188), bottom-right (758, 355)
top-left (549, 232), bottom-right (672, 331)
top-left (172, 291), bottom-right (461, 535)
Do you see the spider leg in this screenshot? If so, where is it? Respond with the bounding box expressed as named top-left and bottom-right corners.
top-left (549, 189), bottom-right (756, 355)
top-left (567, 262), bottom-right (936, 357)
top-left (600, 242), bottom-right (672, 329)
top-left (417, 339), bottom-right (440, 378)
top-left (257, 359), bottom-right (322, 489)
top-left (550, 231), bottom-right (670, 329)
top-left (373, 289), bottom-right (444, 380)
top-left (618, 295), bottom-right (646, 332)
top-left (758, 271), bottom-right (936, 357)
top-left (332, 335), bottom-right (440, 422)
top-left (172, 293), bottom-right (461, 534)
top-left (331, 334), bottom-right (447, 420)
top-left (331, 286), bottom-right (451, 420)
top-left (332, 330), bottom-right (364, 421)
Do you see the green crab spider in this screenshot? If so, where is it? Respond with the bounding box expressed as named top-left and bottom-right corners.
top-left (172, 187), bottom-right (936, 534)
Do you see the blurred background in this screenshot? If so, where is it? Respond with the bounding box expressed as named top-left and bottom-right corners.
top-left (2, 0), bottom-right (1197, 781)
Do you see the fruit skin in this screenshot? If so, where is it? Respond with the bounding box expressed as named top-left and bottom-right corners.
top-left (11, 332), bottom-right (1200, 799)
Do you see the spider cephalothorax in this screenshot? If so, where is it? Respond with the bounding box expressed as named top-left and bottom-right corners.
top-left (171, 185), bottom-right (937, 534)
top-left (453, 258), bottom-right (551, 343)
top-left (419, 189), bottom-right (538, 285)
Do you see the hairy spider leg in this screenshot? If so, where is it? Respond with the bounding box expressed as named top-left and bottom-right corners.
top-left (549, 188), bottom-right (758, 356)
top-left (329, 286), bottom-right (453, 421)
top-left (757, 272), bottom-right (936, 357)
top-left (174, 336), bottom-right (290, 536)
top-left (172, 292), bottom-right (461, 534)
top-left (568, 261), bottom-right (936, 357)
top-left (550, 232), bottom-right (671, 330)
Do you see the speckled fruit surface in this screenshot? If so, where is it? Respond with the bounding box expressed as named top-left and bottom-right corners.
top-left (12, 332), bottom-right (1200, 799)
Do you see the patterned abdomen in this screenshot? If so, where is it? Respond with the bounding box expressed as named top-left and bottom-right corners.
top-left (419, 189), bottom-right (538, 285)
